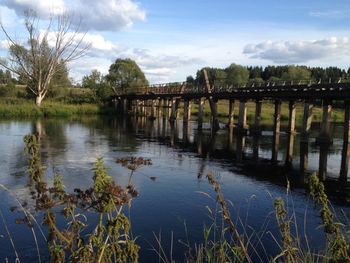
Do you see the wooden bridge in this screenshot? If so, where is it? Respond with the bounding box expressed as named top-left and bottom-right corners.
top-left (113, 71), bottom-right (350, 180)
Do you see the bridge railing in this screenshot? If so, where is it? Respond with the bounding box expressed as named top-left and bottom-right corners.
top-left (118, 77), bottom-right (350, 96)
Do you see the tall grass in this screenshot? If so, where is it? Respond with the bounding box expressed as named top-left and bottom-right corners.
top-left (0, 99), bottom-right (117, 118)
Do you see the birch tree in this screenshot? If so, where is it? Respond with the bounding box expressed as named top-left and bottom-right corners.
top-left (0, 11), bottom-right (90, 106)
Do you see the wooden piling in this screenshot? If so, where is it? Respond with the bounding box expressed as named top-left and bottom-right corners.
top-left (162, 99), bottom-right (167, 119)
top-left (238, 101), bottom-right (248, 132)
top-left (340, 101), bottom-right (350, 181)
top-left (228, 99), bottom-right (235, 127)
top-left (198, 98), bottom-right (205, 130)
top-left (318, 144), bottom-right (329, 180)
top-left (285, 132), bottom-right (295, 166)
top-left (288, 101), bottom-right (296, 133)
top-left (317, 101), bottom-right (333, 144)
top-left (251, 100), bottom-right (262, 134)
top-left (301, 102), bottom-right (314, 142)
top-left (169, 99), bottom-right (176, 121)
top-left (273, 100), bottom-right (282, 134)
top-left (183, 100), bottom-right (192, 123)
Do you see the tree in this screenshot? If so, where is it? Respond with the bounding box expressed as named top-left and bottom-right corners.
top-left (225, 64), bottom-right (249, 87)
top-left (82, 69), bottom-right (103, 89)
top-left (106, 58), bottom-right (148, 94)
top-left (281, 65), bottom-right (311, 81)
top-left (0, 11), bottom-right (90, 106)
top-left (82, 69), bottom-right (113, 102)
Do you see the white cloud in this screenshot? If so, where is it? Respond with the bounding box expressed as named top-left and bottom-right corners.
top-left (243, 37), bottom-right (350, 64)
top-left (2, 0), bottom-right (146, 32)
top-left (73, 0), bottom-right (146, 31)
top-left (4, 0), bottom-right (66, 18)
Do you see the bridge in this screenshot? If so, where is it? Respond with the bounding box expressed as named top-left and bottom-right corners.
top-left (113, 70), bottom-right (350, 180)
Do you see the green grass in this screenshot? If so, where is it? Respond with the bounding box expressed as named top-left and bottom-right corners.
top-left (188, 100), bottom-right (345, 125)
top-left (0, 98), bottom-right (117, 118)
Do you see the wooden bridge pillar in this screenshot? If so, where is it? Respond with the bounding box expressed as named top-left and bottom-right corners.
top-left (318, 143), bottom-right (330, 180)
top-left (183, 99), bottom-right (192, 123)
top-left (148, 99), bottom-right (156, 120)
top-left (133, 100), bottom-right (138, 116)
top-left (236, 134), bottom-right (245, 163)
top-left (210, 99), bottom-right (220, 132)
top-left (272, 100), bottom-right (281, 162)
top-left (285, 132), bottom-right (295, 166)
top-left (140, 100), bottom-right (145, 116)
top-left (300, 142), bottom-right (309, 175)
top-left (123, 99), bottom-right (128, 114)
top-left (288, 101), bottom-right (296, 134)
top-left (317, 101), bottom-right (333, 144)
top-left (198, 98), bottom-right (205, 130)
top-left (301, 102), bottom-right (314, 143)
top-left (340, 101), bottom-right (350, 181)
top-left (162, 99), bottom-right (167, 119)
top-left (273, 100), bottom-right (282, 134)
top-left (157, 99), bottom-right (162, 117)
top-left (169, 98), bottom-right (178, 122)
top-left (251, 100), bottom-right (262, 134)
top-left (228, 99), bottom-right (235, 127)
top-left (237, 101), bottom-right (248, 132)
top-left (228, 126), bottom-right (235, 152)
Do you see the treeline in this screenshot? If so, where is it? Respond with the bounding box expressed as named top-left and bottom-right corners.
top-left (186, 64), bottom-right (350, 87)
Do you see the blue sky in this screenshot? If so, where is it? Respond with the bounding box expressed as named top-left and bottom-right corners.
top-left (1, 0), bottom-right (350, 83)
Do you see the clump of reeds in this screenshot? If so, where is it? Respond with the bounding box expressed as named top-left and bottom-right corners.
top-left (20, 134), bottom-right (142, 262)
top-left (308, 173), bottom-right (350, 262)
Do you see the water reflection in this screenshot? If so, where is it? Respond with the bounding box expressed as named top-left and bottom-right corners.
top-left (1, 117), bottom-right (350, 262)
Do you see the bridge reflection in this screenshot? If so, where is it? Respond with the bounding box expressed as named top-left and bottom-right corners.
top-left (118, 116), bottom-right (350, 203)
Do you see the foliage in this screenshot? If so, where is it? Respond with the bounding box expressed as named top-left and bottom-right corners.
top-left (0, 11), bottom-right (89, 106)
top-left (281, 65), bottom-right (311, 81)
top-left (82, 70), bottom-right (114, 102)
top-left (22, 134), bottom-right (141, 262)
top-left (225, 63), bottom-right (249, 87)
top-left (106, 58), bottom-right (148, 94)
top-left (308, 173), bottom-right (350, 262)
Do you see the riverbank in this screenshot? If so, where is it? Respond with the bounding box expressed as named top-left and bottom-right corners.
top-left (0, 98), bottom-right (117, 118)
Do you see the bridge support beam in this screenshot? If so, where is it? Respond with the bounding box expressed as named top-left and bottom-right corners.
top-left (237, 101), bottom-right (248, 133)
top-left (319, 143), bottom-right (329, 180)
top-left (251, 100), bottom-right (262, 134)
top-left (301, 102), bottom-right (314, 143)
top-left (197, 98), bottom-right (205, 130)
top-left (300, 142), bottom-right (309, 175)
top-left (162, 99), bottom-right (167, 119)
top-left (285, 132), bottom-right (295, 166)
top-left (272, 100), bottom-right (281, 162)
top-left (210, 99), bottom-right (220, 132)
top-left (133, 100), bottom-right (139, 116)
top-left (288, 101), bottom-right (296, 134)
top-left (169, 99), bottom-right (178, 122)
top-left (340, 101), bottom-right (350, 181)
top-left (148, 99), bottom-right (156, 120)
top-left (183, 100), bottom-right (192, 123)
top-left (317, 101), bottom-right (333, 144)
top-left (228, 99), bottom-right (235, 127)
top-left (157, 99), bottom-right (162, 118)
top-left (123, 99), bottom-right (128, 114)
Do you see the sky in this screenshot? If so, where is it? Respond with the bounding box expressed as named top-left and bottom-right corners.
top-left (0, 0), bottom-right (350, 84)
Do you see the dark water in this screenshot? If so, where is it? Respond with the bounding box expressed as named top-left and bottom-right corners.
top-left (0, 116), bottom-right (350, 262)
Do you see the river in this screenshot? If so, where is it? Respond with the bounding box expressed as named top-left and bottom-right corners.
top-left (0, 116), bottom-right (349, 262)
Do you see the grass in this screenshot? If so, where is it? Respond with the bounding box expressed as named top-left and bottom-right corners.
top-left (187, 100), bottom-right (345, 125)
top-left (0, 98), bottom-right (117, 118)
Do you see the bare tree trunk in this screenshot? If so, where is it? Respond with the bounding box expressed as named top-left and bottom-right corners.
top-left (36, 94), bottom-right (44, 107)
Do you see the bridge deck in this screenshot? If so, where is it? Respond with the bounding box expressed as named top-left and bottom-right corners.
top-left (116, 83), bottom-right (350, 101)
